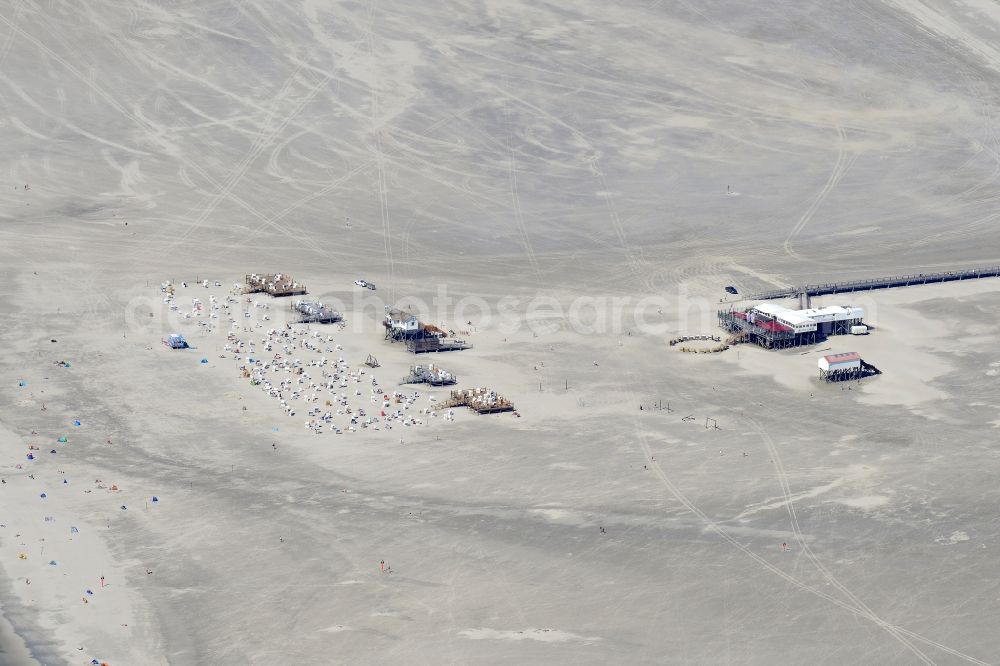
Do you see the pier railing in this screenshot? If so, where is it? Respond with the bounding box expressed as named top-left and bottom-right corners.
top-left (749, 266), bottom-right (1000, 300)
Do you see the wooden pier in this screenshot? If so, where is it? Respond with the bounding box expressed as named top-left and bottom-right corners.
top-left (749, 265), bottom-right (1000, 301)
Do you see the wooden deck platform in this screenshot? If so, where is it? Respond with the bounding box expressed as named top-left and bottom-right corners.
top-left (443, 388), bottom-right (514, 414)
top-left (405, 338), bottom-right (471, 354)
top-left (244, 273), bottom-right (307, 297)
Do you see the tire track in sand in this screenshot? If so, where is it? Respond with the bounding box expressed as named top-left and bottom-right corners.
top-left (783, 125), bottom-right (852, 259)
top-left (4, 6), bottom-right (309, 253)
top-left (367, 1), bottom-right (395, 302)
top-left (0, 0), bottom-right (24, 70)
top-left (500, 76), bottom-right (540, 275)
top-left (165, 66), bottom-right (327, 252)
top-left (745, 416), bottom-right (935, 664)
top-left (617, 372), bottom-right (988, 664)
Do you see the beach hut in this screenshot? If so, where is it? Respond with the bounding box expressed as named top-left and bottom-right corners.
top-left (818, 352), bottom-right (861, 373)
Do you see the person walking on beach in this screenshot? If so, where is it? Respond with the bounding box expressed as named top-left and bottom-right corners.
top-left (380, 560), bottom-right (385, 573)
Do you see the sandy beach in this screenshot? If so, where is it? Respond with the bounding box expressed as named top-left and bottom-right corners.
top-left (4, 0), bottom-right (1000, 664)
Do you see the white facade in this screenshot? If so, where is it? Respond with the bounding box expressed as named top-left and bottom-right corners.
top-left (750, 302), bottom-right (864, 334)
top-left (385, 309), bottom-right (419, 332)
top-left (750, 303), bottom-right (817, 333)
top-left (818, 353), bottom-right (861, 372)
top-left (797, 305), bottom-right (865, 323)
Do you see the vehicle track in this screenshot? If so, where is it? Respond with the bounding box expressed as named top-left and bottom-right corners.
top-left (744, 416), bottom-right (934, 664)
top-left (164, 66), bottom-right (330, 252)
top-left (0, 0), bottom-right (24, 69)
top-left (16, 4), bottom-right (310, 252)
top-left (783, 125), bottom-right (852, 260)
top-left (367, 1), bottom-right (395, 303)
top-left (500, 81), bottom-right (540, 275)
top-left (617, 372), bottom-right (988, 664)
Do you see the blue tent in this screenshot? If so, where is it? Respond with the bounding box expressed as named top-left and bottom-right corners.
top-left (166, 334), bottom-right (188, 349)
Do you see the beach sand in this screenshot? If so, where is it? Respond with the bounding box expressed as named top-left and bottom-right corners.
top-left (4, 0), bottom-right (1000, 663)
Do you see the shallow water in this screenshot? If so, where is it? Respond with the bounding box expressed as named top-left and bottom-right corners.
top-left (0, 599), bottom-right (40, 666)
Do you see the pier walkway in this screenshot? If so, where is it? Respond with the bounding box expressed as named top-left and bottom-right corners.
top-left (749, 265), bottom-right (1000, 301)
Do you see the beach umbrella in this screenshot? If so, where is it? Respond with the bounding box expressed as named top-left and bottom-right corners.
top-left (26, 454), bottom-right (33, 460)
top-left (70, 526), bottom-right (79, 534)
top-left (201, 358), bottom-right (209, 364)
top-left (73, 420), bottom-right (81, 426)
top-left (151, 496), bottom-right (159, 503)
top-left (18, 380), bottom-right (26, 387)
top-left (39, 492), bottom-right (46, 498)
top-left (58, 436), bottom-right (67, 443)
top-left (49, 560), bottom-right (57, 566)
